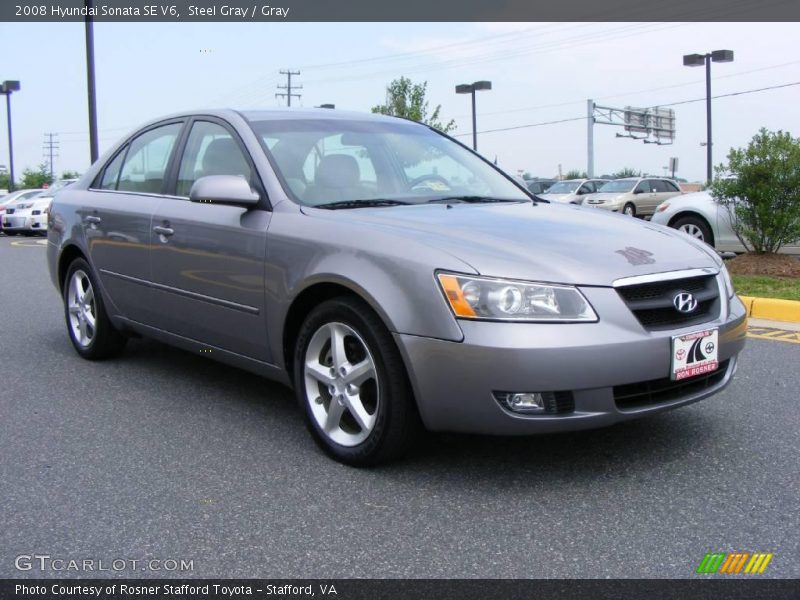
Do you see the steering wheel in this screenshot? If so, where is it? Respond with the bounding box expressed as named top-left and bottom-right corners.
top-left (407, 174), bottom-right (452, 192)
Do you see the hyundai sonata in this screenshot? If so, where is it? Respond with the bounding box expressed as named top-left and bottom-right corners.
top-left (47, 109), bottom-right (746, 465)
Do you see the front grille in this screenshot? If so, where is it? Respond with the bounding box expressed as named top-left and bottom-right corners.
top-left (614, 360), bottom-right (729, 410)
top-left (616, 274), bottom-right (720, 330)
top-left (31, 210), bottom-right (41, 215)
top-left (5, 208), bottom-right (14, 214)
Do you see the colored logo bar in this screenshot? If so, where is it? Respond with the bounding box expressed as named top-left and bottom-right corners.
top-left (697, 552), bottom-right (773, 574)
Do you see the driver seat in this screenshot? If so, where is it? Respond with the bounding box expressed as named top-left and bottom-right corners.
top-left (304, 154), bottom-right (370, 205)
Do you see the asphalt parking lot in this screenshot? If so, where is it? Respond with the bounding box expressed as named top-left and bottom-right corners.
top-left (1, 235), bottom-right (798, 579)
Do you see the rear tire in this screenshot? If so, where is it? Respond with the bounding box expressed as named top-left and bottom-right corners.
top-left (623, 203), bottom-right (637, 217)
top-left (63, 258), bottom-right (127, 360)
top-left (293, 296), bottom-right (419, 466)
top-left (673, 215), bottom-right (714, 247)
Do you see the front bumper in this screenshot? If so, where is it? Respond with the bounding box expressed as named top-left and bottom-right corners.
top-left (585, 201), bottom-right (622, 212)
top-left (395, 288), bottom-right (747, 435)
top-left (2, 213), bottom-right (47, 232)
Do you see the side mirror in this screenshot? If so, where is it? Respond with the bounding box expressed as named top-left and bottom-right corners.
top-left (633, 188), bottom-right (643, 195)
top-left (189, 175), bottom-right (260, 207)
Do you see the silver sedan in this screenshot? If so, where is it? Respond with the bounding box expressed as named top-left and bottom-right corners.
top-left (652, 191), bottom-right (800, 254)
top-left (47, 109), bottom-right (746, 465)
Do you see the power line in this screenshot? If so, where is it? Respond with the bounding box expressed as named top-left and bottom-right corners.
top-left (453, 80), bottom-right (800, 137)
top-left (451, 59), bottom-right (800, 121)
top-left (652, 81), bottom-right (800, 109)
top-left (276, 70), bottom-right (302, 107)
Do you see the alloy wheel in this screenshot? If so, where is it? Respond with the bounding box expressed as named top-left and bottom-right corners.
top-left (304, 322), bottom-right (379, 447)
top-left (67, 269), bottom-right (97, 348)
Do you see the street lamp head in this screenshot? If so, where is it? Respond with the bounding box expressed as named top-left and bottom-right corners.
top-left (455, 84), bottom-right (473, 94)
top-left (1, 80), bottom-right (20, 93)
top-left (682, 54), bottom-right (706, 67)
top-left (711, 49), bottom-right (734, 63)
top-left (472, 80), bottom-right (492, 91)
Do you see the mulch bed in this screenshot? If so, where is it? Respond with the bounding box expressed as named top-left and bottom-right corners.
top-left (726, 253), bottom-right (800, 278)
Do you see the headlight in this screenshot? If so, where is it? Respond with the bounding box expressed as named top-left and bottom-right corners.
top-left (437, 273), bottom-right (598, 322)
top-left (720, 264), bottom-right (735, 299)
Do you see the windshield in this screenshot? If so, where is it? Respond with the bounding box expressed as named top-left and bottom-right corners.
top-left (545, 181), bottom-right (581, 194)
top-left (248, 118), bottom-right (530, 207)
top-left (598, 179), bottom-right (637, 193)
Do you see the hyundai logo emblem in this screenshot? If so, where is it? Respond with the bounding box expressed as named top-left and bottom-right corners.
top-left (673, 292), bottom-right (698, 314)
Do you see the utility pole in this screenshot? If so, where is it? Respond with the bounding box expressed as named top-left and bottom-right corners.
top-left (276, 70), bottom-right (302, 107)
top-left (43, 133), bottom-right (59, 180)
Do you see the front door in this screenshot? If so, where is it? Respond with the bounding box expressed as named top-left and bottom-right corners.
top-left (148, 119), bottom-right (272, 362)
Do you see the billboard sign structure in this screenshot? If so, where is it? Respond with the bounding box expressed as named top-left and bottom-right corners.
top-left (623, 106), bottom-right (676, 142)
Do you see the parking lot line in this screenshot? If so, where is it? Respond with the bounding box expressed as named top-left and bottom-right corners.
top-left (747, 326), bottom-right (800, 344)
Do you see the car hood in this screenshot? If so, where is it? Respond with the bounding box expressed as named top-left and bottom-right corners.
top-left (302, 202), bottom-right (719, 286)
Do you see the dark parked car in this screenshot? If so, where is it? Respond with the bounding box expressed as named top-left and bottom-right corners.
top-left (47, 109), bottom-right (746, 465)
top-left (526, 179), bottom-right (556, 195)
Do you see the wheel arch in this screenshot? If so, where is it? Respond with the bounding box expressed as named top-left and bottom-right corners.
top-left (281, 279), bottom-right (396, 381)
top-left (668, 211), bottom-right (715, 246)
top-left (57, 244), bottom-right (88, 292)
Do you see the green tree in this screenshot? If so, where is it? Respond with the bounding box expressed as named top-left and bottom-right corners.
top-left (564, 169), bottom-right (588, 179)
top-left (371, 77), bottom-right (455, 133)
top-left (0, 172), bottom-right (9, 191)
top-left (710, 128), bottom-right (800, 254)
top-left (20, 163), bottom-right (53, 189)
top-left (611, 167), bottom-right (642, 179)
top-left (61, 170), bottom-right (81, 180)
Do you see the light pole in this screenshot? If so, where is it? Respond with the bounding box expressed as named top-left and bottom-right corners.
top-left (455, 80), bottom-right (492, 151)
top-left (683, 50), bottom-right (734, 183)
top-left (85, 0), bottom-right (99, 164)
top-left (0, 80), bottom-right (20, 192)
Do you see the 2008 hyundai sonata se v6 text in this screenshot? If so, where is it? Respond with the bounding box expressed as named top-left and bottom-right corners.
top-left (46, 109), bottom-right (747, 465)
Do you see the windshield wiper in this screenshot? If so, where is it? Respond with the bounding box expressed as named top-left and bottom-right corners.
top-left (427, 196), bottom-right (524, 204)
top-left (315, 199), bottom-right (413, 210)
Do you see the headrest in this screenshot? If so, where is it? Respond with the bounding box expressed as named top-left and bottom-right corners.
top-left (202, 138), bottom-right (250, 178)
top-left (316, 154), bottom-right (360, 189)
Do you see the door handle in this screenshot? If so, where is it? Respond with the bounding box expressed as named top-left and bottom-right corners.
top-left (153, 225), bottom-right (174, 237)
top-left (85, 216), bottom-right (101, 224)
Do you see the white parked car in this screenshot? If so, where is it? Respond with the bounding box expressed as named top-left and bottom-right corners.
top-left (2, 179), bottom-right (77, 235)
top-left (0, 189), bottom-right (44, 234)
top-left (538, 178), bottom-right (608, 204)
top-left (652, 191), bottom-right (800, 254)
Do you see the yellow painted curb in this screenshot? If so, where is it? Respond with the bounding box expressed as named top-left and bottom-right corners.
top-left (737, 295), bottom-right (800, 323)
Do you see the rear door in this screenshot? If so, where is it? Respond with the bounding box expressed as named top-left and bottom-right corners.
top-left (83, 120), bottom-right (185, 323)
top-left (148, 117), bottom-right (273, 362)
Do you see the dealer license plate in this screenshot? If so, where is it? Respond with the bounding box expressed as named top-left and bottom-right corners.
top-left (671, 328), bottom-right (719, 381)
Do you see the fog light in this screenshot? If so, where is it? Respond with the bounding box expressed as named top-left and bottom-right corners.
top-left (495, 391), bottom-right (545, 413)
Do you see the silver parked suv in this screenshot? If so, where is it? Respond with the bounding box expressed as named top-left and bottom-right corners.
top-left (47, 109), bottom-right (746, 465)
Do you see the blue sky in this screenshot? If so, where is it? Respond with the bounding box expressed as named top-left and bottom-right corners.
top-left (1, 21), bottom-right (798, 182)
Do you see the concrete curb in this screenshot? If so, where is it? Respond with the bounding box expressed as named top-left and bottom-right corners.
top-left (738, 295), bottom-right (800, 323)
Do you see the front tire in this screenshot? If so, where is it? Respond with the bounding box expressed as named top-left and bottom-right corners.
top-left (293, 297), bottom-right (419, 466)
top-left (623, 202), bottom-right (637, 217)
top-left (673, 215), bottom-right (714, 246)
top-left (63, 258), bottom-right (127, 360)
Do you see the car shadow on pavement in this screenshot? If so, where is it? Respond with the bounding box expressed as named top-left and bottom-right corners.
top-left (46, 330), bottom-right (721, 486)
